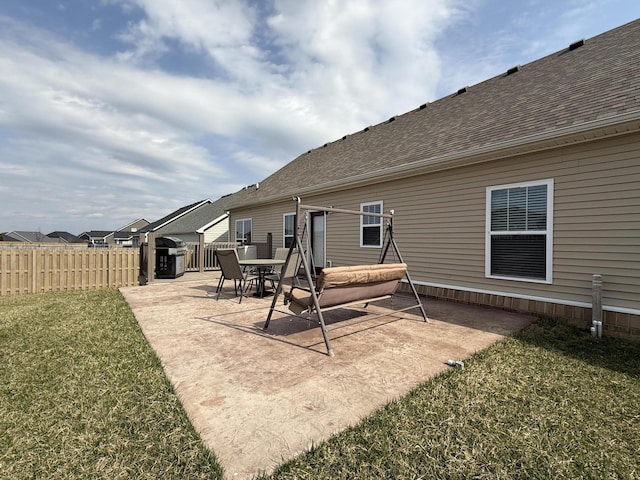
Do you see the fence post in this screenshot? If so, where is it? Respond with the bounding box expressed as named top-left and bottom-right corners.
top-left (138, 243), bottom-right (148, 285)
top-left (147, 232), bottom-right (156, 283)
top-left (199, 234), bottom-right (205, 273)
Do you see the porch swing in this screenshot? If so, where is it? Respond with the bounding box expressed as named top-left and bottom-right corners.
top-left (264, 197), bottom-right (428, 356)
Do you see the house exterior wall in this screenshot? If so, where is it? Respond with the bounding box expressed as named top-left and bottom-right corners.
top-left (229, 203), bottom-right (285, 246)
top-left (204, 220), bottom-right (229, 243)
top-left (230, 132), bottom-right (640, 338)
top-left (128, 219), bottom-right (150, 231)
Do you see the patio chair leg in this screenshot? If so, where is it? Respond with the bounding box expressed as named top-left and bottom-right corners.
top-left (215, 276), bottom-right (225, 300)
top-left (242, 279), bottom-right (254, 297)
top-left (239, 278), bottom-right (254, 303)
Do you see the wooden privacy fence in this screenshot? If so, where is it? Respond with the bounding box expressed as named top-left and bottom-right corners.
top-left (0, 248), bottom-right (139, 296)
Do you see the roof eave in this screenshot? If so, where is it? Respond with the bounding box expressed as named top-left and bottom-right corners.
top-left (231, 110), bottom-right (640, 210)
top-left (196, 213), bottom-right (229, 233)
top-left (151, 199), bottom-right (212, 232)
top-left (117, 217), bottom-right (147, 231)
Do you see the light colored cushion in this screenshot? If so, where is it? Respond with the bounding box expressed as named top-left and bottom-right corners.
top-left (317, 263), bottom-right (407, 289)
top-left (287, 263), bottom-right (407, 314)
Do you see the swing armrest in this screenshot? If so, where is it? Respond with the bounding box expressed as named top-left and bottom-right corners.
top-left (284, 285), bottom-right (315, 309)
top-left (284, 285), bottom-right (313, 295)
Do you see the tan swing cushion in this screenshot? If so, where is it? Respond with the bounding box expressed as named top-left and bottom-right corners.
top-left (287, 263), bottom-right (407, 314)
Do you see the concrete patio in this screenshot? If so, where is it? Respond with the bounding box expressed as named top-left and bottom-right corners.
top-left (120, 273), bottom-right (534, 479)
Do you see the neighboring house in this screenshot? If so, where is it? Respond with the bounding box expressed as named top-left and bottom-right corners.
top-left (79, 230), bottom-right (115, 246)
top-left (196, 196), bottom-right (232, 243)
top-left (140, 197), bottom-right (232, 281)
top-left (113, 218), bottom-right (149, 248)
top-left (139, 198), bottom-right (230, 243)
top-left (1, 231), bottom-right (58, 243)
top-left (227, 20), bottom-right (640, 340)
top-left (47, 231), bottom-right (84, 243)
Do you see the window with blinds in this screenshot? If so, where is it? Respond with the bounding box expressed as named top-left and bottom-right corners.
top-left (486, 180), bottom-right (553, 282)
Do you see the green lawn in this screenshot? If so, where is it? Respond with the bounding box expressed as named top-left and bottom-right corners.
top-left (0, 289), bottom-right (223, 479)
top-left (2, 290), bottom-right (639, 479)
top-left (262, 319), bottom-right (640, 480)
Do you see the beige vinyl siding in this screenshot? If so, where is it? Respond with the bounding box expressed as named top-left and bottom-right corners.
top-left (552, 137), bottom-right (640, 310)
top-left (231, 132), bottom-right (640, 313)
top-left (231, 203), bottom-right (289, 254)
top-left (388, 134), bottom-right (639, 312)
top-left (204, 220), bottom-right (229, 243)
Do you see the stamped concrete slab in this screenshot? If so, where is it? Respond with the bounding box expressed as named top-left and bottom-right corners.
top-left (120, 277), bottom-right (533, 479)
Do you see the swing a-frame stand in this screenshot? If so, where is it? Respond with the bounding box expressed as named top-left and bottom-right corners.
top-left (264, 197), bottom-right (428, 356)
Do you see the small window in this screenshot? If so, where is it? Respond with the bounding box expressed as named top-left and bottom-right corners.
top-left (283, 213), bottom-right (295, 248)
top-left (486, 179), bottom-right (553, 283)
top-left (235, 218), bottom-right (252, 245)
top-left (361, 201), bottom-right (383, 247)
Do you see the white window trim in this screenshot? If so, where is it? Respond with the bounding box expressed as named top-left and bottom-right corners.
top-left (485, 179), bottom-right (554, 284)
top-left (235, 218), bottom-right (252, 244)
top-left (283, 212), bottom-right (295, 248)
top-left (310, 210), bottom-right (327, 269)
top-left (360, 200), bottom-right (383, 248)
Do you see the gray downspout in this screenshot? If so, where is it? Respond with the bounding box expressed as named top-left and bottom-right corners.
top-left (591, 274), bottom-right (603, 338)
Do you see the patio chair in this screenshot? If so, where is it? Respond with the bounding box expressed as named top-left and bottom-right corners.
top-left (264, 248), bottom-right (289, 283)
top-left (265, 249), bottom-right (301, 292)
top-left (215, 249), bottom-right (258, 303)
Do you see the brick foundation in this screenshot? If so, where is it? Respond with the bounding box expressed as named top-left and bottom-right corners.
top-left (401, 284), bottom-right (640, 342)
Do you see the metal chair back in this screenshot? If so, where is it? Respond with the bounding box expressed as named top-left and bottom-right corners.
top-left (270, 248), bottom-right (289, 275)
top-left (215, 248), bottom-right (253, 302)
top-left (281, 250), bottom-right (301, 279)
top-left (216, 249), bottom-right (244, 280)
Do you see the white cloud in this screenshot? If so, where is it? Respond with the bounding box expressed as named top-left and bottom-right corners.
top-left (2, 0), bottom-right (638, 233)
top-left (111, 0), bottom-right (257, 71)
top-left (108, 0), bottom-right (463, 139)
top-left (267, 0), bottom-right (454, 115)
top-left (233, 150), bottom-right (283, 176)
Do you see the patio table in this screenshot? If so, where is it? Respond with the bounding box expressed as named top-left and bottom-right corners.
top-left (239, 259), bottom-right (286, 297)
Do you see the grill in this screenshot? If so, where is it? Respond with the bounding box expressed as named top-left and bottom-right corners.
top-left (155, 236), bottom-right (187, 279)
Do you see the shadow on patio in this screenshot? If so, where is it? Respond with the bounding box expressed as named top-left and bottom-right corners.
top-left (120, 276), bottom-right (533, 479)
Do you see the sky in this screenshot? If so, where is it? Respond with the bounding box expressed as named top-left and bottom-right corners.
top-left (1, 1), bottom-right (639, 235)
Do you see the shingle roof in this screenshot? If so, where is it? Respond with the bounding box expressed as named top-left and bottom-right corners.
top-left (80, 230), bottom-right (114, 239)
top-left (190, 197), bottom-right (231, 231)
top-left (117, 218), bottom-right (149, 232)
top-left (3, 231), bottom-right (58, 242)
top-left (139, 200), bottom-right (211, 233)
top-left (113, 231), bottom-right (134, 240)
top-left (47, 231), bottom-right (83, 243)
top-left (230, 19), bottom-right (640, 208)
top-left (113, 219), bottom-right (149, 240)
